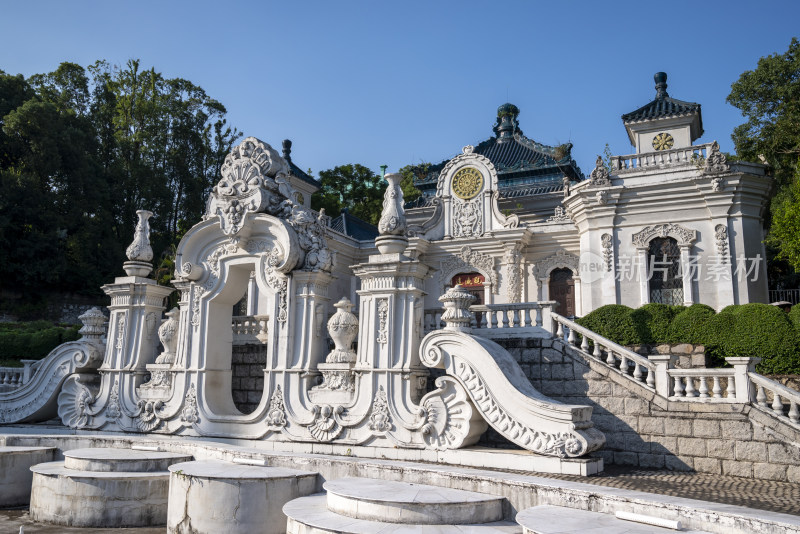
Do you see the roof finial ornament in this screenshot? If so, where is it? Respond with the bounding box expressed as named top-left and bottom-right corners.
top-left (282, 139), bottom-right (293, 164)
top-left (493, 103), bottom-right (521, 142)
top-left (654, 72), bottom-right (668, 99)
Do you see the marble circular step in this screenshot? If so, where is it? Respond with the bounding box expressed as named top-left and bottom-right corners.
top-left (284, 494), bottom-right (521, 534)
top-left (516, 506), bottom-right (708, 534)
top-left (323, 477), bottom-right (505, 525)
top-left (0, 446), bottom-right (56, 507)
top-left (166, 460), bottom-right (318, 534)
top-left (63, 447), bottom-right (192, 472)
top-left (29, 461), bottom-right (170, 527)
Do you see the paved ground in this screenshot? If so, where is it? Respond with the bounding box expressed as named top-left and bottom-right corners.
top-left (541, 465), bottom-right (800, 517)
top-left (1, 466), bottom-right (798, 532)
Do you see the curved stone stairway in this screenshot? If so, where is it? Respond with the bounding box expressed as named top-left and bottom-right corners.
top-left (284, 477), bottom-right (521, 533)
top-left (29, 447), bottom-right (192, 528)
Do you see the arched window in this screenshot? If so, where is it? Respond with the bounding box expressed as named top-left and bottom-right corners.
top-left (549, 268), bottom-right (575, 317)
top-left (648, 237), bottom-right (683, 304)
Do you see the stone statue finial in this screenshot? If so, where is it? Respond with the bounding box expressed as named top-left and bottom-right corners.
top-left (375, 172), bottom-right (408, 255)
top-left (155, 308), bottom-right (180, 364)
top-left (78, 307), bottom-right (107, 342)
top-left (439, 285), bottom-right (476, 333)
top-left (123, 210), bottom-right (154, 277)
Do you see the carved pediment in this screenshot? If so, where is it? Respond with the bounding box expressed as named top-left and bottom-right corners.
top-left (632, 223), bottom-right (696, 248)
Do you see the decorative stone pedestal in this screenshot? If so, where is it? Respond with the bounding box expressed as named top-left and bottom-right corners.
top-left (166, 460), bottom-right (319, 534)
top-left (284, 477), bottom-right (520, 533)
top-left (0, 446), bottom-right (56, 506)
top-left (29, 447), bottom-right (192, 527)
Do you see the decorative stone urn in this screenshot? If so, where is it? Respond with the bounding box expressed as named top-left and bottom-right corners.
top-left (375, 173), bottom-right (408, 255)
top-left (124, 210), bottom-right (154, 277)
top-left (325, 297), bottom-right (359, 363)
top-left (155, 308), bottom-right (180, 364)
top-left (309, 297), bottom-right (359, 404)
top-left (77, 308), bottom-right (107, 343)
top-left (439, 285), bottom-right (476, 333)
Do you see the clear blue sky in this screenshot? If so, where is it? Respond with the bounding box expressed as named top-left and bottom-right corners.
top-left (1, 1), bottom-right (798, 178)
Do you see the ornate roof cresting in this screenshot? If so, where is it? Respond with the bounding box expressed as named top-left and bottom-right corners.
top-left (206, 137), bottom-right (333, 272)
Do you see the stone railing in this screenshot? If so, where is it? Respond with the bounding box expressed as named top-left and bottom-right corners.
top-left (232, 315), bottom-right (268, 345)
top-left (750, 372), bottom-right (800, 425)
top-left (0, 360), bottom-right (41, 392)
top-left (551, 313), bottom-right (656, 389)
top-left (552, 313), bottom-right (800, 429)
top-left (611, 143), bottom-right (711, 172)
top-left (424, 302), bottom-right (554, 338)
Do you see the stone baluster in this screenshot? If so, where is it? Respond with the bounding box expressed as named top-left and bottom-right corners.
top-left (592, 342), bottom-right (602, 359)
top-left (673, 375), bottom-right (684, 397)
top-left (756, 385), bottom-right (768, 408)
top-left (712, 376), bottom-right (722, 398)
top-left (633, 363), bottom-right (643, 382)
top-left (698, 376), bottom-right (709, 398)
top-left (772, 392), bottom-right (784, 417)
top-left (580, 335), bottom-right (589, 352)
top-left (684, 377), bottom-right (696, 397)
top-left (789, 402), bottom-right (800, 424)
top-left (726, 376), bottom-right (736, 398)
top-left (605, 350), bottom-right (615, 366)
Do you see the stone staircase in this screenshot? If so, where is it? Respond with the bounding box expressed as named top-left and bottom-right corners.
top-left (29, 447), bottom-right (192, 527)
top-left (283, 477), bottom-right (521, 533)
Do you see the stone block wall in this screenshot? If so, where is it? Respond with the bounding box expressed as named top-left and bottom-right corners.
top-left (627, 343), bottom-right (707, 369)
top-left (231, 344), bottom-right (267, 414)
top-left (494, 337), bottom-right (800, 482)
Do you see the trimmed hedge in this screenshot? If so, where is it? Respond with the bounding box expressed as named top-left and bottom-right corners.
top-left (667, 304), bottom-right (716, 344)
top-left (0, 322), bottom-right (80, 361)
top-left (576, 302), bottom-right (800, 373)
top-left (576, 305), bottom-right (642, 346)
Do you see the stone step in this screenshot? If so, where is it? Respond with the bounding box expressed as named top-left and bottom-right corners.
top-left (166, 460), bottom-right (319, 534)
top-left (29, 461), bottom-right (171, 527)
top-left (324, 477), bottom-right (505, 525)
top-left (285, 494), bottom-right (521, 533)
top-left (63, 447), bottom-right (192, 472)
top-left (0, 446), bottom-right (56, 506)
top-left (516, 506), bottom-right (711, 534)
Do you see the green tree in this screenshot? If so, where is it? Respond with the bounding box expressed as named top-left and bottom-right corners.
top-left (0, 60), bottom-right (239, 303)
top-left (311, 164), bottom-right (385, 225)
top-left (728, 38), bottom-right (800, 188)
top-left (728, 38), bottom-right (800, 273)
top-left (397, 163), bottom-right (426, 204)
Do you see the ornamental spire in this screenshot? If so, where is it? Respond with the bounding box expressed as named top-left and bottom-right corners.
top-left (654, 72), bottom-right (668, 99)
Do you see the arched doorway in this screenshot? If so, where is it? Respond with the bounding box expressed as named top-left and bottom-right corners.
top-left (549, 268), bottom-right (575, 317)
top-left (648, 237), bottom-right (683, 304)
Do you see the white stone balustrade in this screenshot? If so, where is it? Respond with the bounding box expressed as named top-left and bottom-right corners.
top-left (551, 313), bottom-right (656, 389)
top-left (667, 369), bottom-right (736, 400)
top-left (424, 302), bottom-right (554, 338)
top-left (750, 373), bottom-right (800, 425)
top-left (0, 360), bottom-right (40, 392)
top-left (552, 312), bottom-right (800, 429)
top-left (231, 315), bottom-right (269, 345)
top-left (611, 143), bottom-right (711, 171)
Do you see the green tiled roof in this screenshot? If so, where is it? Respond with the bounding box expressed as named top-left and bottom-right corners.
top-left (414, 104), bottom-right (584, 196)
top-left (621, 72), bottom-right (702, 123)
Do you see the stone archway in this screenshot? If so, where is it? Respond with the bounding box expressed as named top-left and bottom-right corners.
top-left (534, 250), bottom-right (582, 316)
top-left (632, 223), bottom-right (697, 306)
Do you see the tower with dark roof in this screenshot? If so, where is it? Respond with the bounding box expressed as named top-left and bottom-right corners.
top-left (621, 72), bottom-right (703, 154)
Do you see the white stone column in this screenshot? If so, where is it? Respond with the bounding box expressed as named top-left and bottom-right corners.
top-left (680, 245), bottom-right (694, 306)
top-left (573, 276), bottom-right (583, 316)
top-left (637, 247), bottom-right (649, 305)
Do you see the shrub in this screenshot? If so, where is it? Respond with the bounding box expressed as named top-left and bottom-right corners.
top-left (634, 303), bottom-right (685, 344)
top-left (789, 304), bottom-right (800, 334)
top-left (724, 304), bottom-right (800, 374)
top-left (0, 322), bottom-right (82, 361)
top-left (667, 304), bottom-right (716, 344)
top-left (577, 305), bottom-right (643, 345)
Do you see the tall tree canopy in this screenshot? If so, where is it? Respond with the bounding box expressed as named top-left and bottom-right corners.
top-left (311, 164), bottom-right (386, 225)
top-left (728, 38), bottom-right (800, 275)
top-left (0, 60), bottom-right (240, 303)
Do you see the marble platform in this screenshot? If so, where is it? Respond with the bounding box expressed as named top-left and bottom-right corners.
top-left (517, 505), bottom-right (711, 534)
top-left (0, 446), bottom-right (56, 507)
top-left (29, 447), bottom-right (192, 528)
top-left (167, 460), bottom-right (318, 534)
top-left (284, 477), bottom-right (521, 533)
